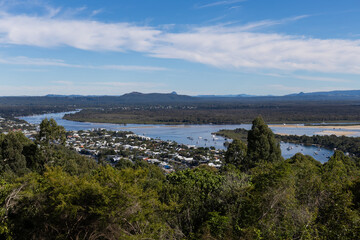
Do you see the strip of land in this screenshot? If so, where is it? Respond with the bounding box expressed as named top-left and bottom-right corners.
top-left (314, 130), bottom-right (356, 136)
top-left (269, 124), bottom-right (360, 130)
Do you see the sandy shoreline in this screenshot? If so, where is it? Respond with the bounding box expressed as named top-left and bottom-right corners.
top-left (275, 130), bottom-right (356, 137)
top-left (269, 124), bottom-right (360, 130)
top-left (314, 130), bottom-right (356, 136)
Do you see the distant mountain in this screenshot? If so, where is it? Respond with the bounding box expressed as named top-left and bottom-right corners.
top-left (42, 90), bottom-right (360, 100)
top-left (197, 94), bottom-right (257, 98)
top-left (46, 94), bottom-right (86, 97)
top-left (118, 92), bottom-right (196, 103)
top-left (286, 90), bottom-right (360, 97)
top-left (3, 90), bottom-right (360, 107)
top-left (282, 90), bottom-right (360, 101)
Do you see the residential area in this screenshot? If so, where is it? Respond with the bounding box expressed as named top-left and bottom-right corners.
top-left (65, 129), bottom-right (224, 172)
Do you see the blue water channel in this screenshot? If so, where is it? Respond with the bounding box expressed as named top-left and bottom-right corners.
top-left (20, 111), bottom-right (338, 163)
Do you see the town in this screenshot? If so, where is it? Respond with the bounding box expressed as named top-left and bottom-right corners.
top-left (65, 128), bottom-right (224, 172)
top-left (0, 115), bottom-right (224, 172)
top-left (0, 116), bottom-right (37, 135)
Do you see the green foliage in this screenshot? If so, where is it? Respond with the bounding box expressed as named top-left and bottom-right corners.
top-left (63, 100), bottom-right (360, 125)
top-left (163, 167), bottom-right (224, 238)
top-left (215, 128), bottom-right (249, 143)
top-left (37, 118), bottom-right (66, 146)
top-left (5, 166), bottom-right (173, 240)
top-left (317, 151), bottom-right (360, 239)
top-left (0, 132), bottom-right (33, 176)
top-left (247, 116), bottom-right (283, 166)
top-left (224, 139), bottom-right (247, 169)
top-left (45, 145), bottom-right (98, 176)
top-left (0, 118), bottom-right (359, 239)
top-left (205, 211), bottom-right (230, 239)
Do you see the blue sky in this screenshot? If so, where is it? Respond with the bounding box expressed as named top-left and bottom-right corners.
top-left (0, 0), bottom-right (360, 96)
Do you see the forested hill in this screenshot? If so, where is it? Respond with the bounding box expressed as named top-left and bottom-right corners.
top-left (119, 92), bottom-right (196, 103)
top-left (0, 92), bottom-right (197, 107)
top-left (2, 89), bottom-right (360, 107)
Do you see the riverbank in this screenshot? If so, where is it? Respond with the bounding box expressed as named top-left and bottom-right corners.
top-left (314, 130), bottom-right (355, 136)
top-left (269, 124), bottom-right (360, 130)
top-left (270, 124), bottom-right (360, 137)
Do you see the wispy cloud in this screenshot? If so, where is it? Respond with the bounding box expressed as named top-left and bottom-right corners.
top-left (264, 73), bottom-right (351, 83)
top-left (267, 84), bottom-right (353, 94)
top-left (196, 0), bottom-right (246, 9)
top-left (235, 15), bottom-right (309, 31)
top-left (52, 80), bottom-right (74, 85)
top-left (0, 56), bottom-right (167, 71)
top-left (96, 65), bottom-right (167, 71)
top-left (0, 81), bottom-right (167, 96)
top-left (90, 9), bottom-right (103, 17)
top-left (92, 81), bottom-right (165, 88)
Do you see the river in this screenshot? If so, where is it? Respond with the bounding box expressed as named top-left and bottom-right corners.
top-left (20, 111), bottom-right (335, 163)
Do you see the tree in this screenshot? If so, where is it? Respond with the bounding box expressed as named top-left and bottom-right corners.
top-left (163, 166), bottom-right (224, 237)
top-left (6, 166), bottom-right (173, 240)
top-left (317, 151), bottom-right (360, 239)
top-left (36, 118), bottom-right (66, 164)
top-left (247, 116), bottom-right (282, 166)
top-left (224, 139), bottom-right (247, 170)
top-left (0, 132), bottom-right (27, 175)
top-left (37, 118), bottom-right (66, 147)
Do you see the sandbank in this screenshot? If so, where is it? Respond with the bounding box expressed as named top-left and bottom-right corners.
top-left (269, 124), bottom-right (360, 130)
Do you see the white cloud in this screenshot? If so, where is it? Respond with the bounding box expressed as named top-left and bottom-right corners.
top-left (0, 12), bottom-right (359, 75)
top-left (0, 13), bottom-right (160, 52)
top-left (151, 27), bottom-right (360, 74)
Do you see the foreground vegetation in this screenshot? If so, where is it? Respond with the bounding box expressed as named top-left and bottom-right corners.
top-left (0, 117), bottom-right (359, 239)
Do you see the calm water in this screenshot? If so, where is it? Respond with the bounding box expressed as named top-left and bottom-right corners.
top-left (20, 111), bottom-right (336, 163)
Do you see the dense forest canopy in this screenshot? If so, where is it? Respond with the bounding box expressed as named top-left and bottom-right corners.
top-left (0, 117), bottom-right (359, 239)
